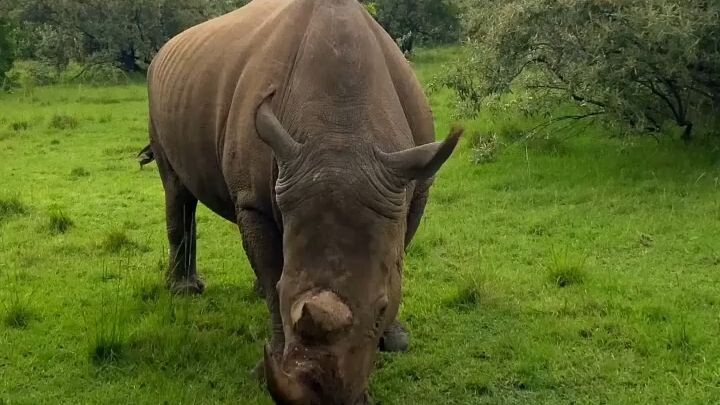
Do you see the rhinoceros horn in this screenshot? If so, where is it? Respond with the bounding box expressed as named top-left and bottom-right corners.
top-left (380, 125), bottom-right (463, 182)
top-left (291, 291), bottom-right (354, 341)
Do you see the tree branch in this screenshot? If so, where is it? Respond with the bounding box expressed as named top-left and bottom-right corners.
top-left (529, 111), bottom-right (607, 134)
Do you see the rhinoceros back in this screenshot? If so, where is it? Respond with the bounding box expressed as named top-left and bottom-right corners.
top-left (148, 0), bottom-right (320, 217)
top-left (147, 0), bottom-right (434, 219)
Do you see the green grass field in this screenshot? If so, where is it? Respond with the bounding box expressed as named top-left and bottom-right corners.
top-left (2, 48), bottom-right (720, 404)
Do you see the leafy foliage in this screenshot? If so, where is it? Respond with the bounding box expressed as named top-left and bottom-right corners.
top-left (360, 0), bottom-right (378, 17)
top-left (443, 0), bottom-right (720, 141)
top-left (4, 0), bottom-right (249, 72)
top-left (0, 19), bottom-right (15, 88)
top-left (469, 132), bottom-right (500, 164)
top-left (373, 0), bottom-right (460, 54)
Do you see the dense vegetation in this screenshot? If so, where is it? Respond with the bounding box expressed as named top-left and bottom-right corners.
top-left (2, 47), bottom-right (720, 404)
top-left (370, 0), bottom-right (460, 53)
top-left (0, 0), bottom-right (457, 74)
top-left (0, 0), bottom-right (249, 72)
top-left (3, 0), bottom-right (718, 142)
top-left (0, 18), bottom-right (15, 87)
top-left (442, 0), bottom-right (720, 142)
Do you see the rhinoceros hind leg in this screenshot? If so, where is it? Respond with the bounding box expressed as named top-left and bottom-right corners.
top-left (252, 278), bottom-right (264, 298)
top-left (154, 145), bottom-right (204, 295)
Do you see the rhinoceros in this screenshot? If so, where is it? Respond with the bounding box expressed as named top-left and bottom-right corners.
top-left (139, 0), bottom-right (460, 403)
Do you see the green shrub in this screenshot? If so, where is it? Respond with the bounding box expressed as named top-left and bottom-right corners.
top-left (363, 1), bottom-right (378, 17)
top-left (445, 0), bottom-right (720, 142)
top-left (62, 62), bottom-right (128, 86)
top-left (0, 19), bottom-right (15, 89)
top-left (6, 60), bottom-right (59, 93)
top-left (374, 0), bottom-right (460, 54)
top-left (469, 132), bottom-right (500, 164)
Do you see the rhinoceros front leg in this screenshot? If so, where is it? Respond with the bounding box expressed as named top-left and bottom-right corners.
top-left (237, 208), bottom-right (285, 358)
top-left (156, 147), bottom-right (204, 295)
top-left (379, 181), bottom-right (431, 353)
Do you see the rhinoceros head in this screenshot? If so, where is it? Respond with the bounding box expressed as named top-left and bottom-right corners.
top-left (256, 100), bottom-right (460, 404)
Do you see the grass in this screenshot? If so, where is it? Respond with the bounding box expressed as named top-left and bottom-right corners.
top-left (70, 167), bottom-right (91, 178)
top-left (90, 289), bottom-right (129, 364)
top-left (4, 293), bottom-right (34, 329)
top-left (0, 197), bottom-right (28, 222)
top-left (546, 249), bottom-right (587, 287)
top-left (469, 131), bottom-right (500, 164)
top-left (10, 120), bottom-right (31, 132)
top-left (1, 46), bottom-right (720, 404)
top-left (49, 114), bottom-right (79, 130)
top-left (47, 210), bottom-right (74, 234)
top-left (102, 230), bottom-right (146, 253)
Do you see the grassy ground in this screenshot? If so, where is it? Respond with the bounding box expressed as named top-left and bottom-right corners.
top-left (2, 48), bottom-right (720, 404)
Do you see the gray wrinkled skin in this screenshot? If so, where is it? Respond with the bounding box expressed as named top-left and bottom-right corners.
top-left (142, 0), bottom-right (460, 403)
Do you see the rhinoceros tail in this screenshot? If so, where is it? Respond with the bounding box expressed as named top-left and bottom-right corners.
top-left (137, 144), bottom-right (155, 168)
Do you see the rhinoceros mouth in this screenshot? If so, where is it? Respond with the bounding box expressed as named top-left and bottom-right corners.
top-left (265, 343), bottom-right (363, 405)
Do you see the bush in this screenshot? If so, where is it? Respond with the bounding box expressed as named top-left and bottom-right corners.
top-left (362, 1), bottom-right (378, 17)
top-left (5, 60), bottom-right (59, 95)
top-left (62, 62), bottom-right (128, 86)
top-left (444, 0), bottom-right (720, 142)
top-left (0, 19), bottom-right (15, 89)
top-left (469, 132), bottom-right (500, 164)
top-left (6, 0), bottom-right (250, 73)
top-left (374, 0), bottom-right (460, 54)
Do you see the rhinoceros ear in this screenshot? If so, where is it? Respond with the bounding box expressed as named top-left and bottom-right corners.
top-left (256, 100), bottom-right (301, 162)
top-left (381, 125), bottom-right (462, 182)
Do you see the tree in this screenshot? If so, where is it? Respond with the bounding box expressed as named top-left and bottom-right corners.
top-left (374, 0), bottom-right (460, 54)
top-left (0, 19), bottom-right (15, 87)
top-left (361, 1), bottom-right (378, 18)
top-left (7, 0), bottom-right (249, 72)
top-left (443, 0), bottom-right (720, 142)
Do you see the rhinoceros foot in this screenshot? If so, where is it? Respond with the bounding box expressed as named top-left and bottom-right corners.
top-left (379, 320), bottom-right (409, 353)
top-left (252, 359), bottom-right (265, 383)
top-left (168, 277), bottom-right (205, 295)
